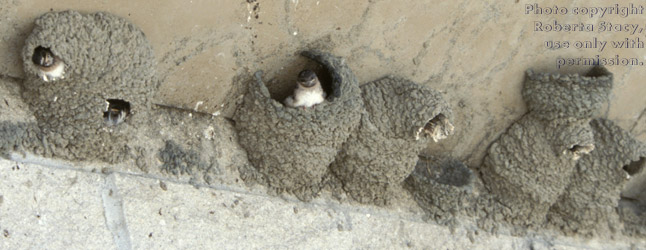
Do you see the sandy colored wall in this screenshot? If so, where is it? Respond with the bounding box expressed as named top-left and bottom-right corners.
top-left (1, 0), bottom-right (645, 167)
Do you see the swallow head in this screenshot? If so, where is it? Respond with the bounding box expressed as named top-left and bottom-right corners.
top-left (32, 46), bottom-right (56, 68)
top-left (103, 99), bottom-right (131, 126)
top-left (416, 114), bottom-right (454, 142)
top-left (31, 46), bottom-right (65, 82)
top-left (297, 69), bottom-right (318, 88)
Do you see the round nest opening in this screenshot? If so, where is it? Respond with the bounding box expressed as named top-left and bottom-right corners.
top-left (265, 63), bottom-right (335, 104)
top-left (232, 50), bottom-right (363, 200)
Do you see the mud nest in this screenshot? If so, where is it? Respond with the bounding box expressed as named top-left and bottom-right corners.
top-left (547, 118), bottom-right (646, 236)
top-left (405, 155), bottom-right (474, 222)
top-left (522, 66), bottom-right (612, 121)
top-left (19, 10), bottom-right (158, 163)
top-left (233, 51), bottom-right (363, 200)
top-left (480, 67), bottom-right (613, 228)
top-left (330, 76), bottom-right (454, 205)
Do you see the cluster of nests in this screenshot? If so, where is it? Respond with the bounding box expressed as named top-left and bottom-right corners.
top-left (234, 51), bottom-right (454, 202)
top-left (477, 67), bottom-right (646, 236)
top-left (230, 58), bottom-right (646, 236)
top-left (2, 10), bottom-right (156, 163)
top-left (2, 10), bottom-right (645, 237)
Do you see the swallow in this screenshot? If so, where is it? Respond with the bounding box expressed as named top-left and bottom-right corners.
top-left (103, 99), bottom-right (130, 126)
top-left (417, 114), bottom-right (455, 142)
top-left (32, 46), bottom-right (65, 82)
top-left (284, 69), bottom-right (326, 108)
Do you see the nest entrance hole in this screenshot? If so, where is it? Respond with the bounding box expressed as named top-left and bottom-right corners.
top-left (566, 144), bottom-right (595, 160)
top-left (585, 66), bottom-right (611, 78)
top-left (568, 144), bottom-right (594, 153)
top-left (266, 59), bottom-right (334, 105)
top-left (620, 157), bottom-right (646, 214)
top-left (418, 114), bottom-right (454, 142)
top-left (103, 99), bottom-right (131, 126)
top-left (623, 157), bottom-right (645, 176)
top-left (32, 46), bottom-right (55, 67)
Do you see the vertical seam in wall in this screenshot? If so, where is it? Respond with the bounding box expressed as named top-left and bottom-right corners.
top-left (630, 107), bottom-right (646, 134)
top-left (101, 173), bottom-right (132, 250)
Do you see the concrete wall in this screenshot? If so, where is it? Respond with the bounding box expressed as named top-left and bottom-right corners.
top-left (3, 157), bottom-right (642, 249)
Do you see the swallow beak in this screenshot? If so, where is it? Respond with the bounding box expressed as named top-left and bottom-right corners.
top-left (299, 78), bottom-right (317, 88)
top-left (297, 69), bottom-right (317, 87)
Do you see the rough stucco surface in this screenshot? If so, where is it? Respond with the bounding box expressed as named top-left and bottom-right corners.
top-left (19, 10), bottom-right (158, 163)
top-left (547, 118), bottom-right (646, 237)
top-left (522, 67), bottom-right (613, 121)
top-left (233, 51), bottom-right (363, 201)
top-left (330, 77), bottom-right (452, 205)
top-left (620, 196), bottom-right (646, 237)
top-left (405, 69), bottom-right (646, 237)
top-left (481, 115), bottom-right (593, 227)
top-left (158, 140), bottom-right (211, 177)
top-left (0, 121), bottom-right (38, 158)
top-left (0, 77), bottom-right (39, 158)
top-left (404, 155), bottom-right (474, 223)
top-left (621, 143), bottom-right (646, 236)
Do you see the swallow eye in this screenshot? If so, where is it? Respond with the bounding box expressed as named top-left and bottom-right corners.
top-left (32, 46), bottom-right (55, 67)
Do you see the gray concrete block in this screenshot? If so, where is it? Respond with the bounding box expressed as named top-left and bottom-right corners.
top-left (116, 171), bottom-right (471, 249)
top-left (0, 157), bottom-right (644, 249)
top-left (0, 158), bottom-right (114, 249)
top-left (113, 169), bottom-right (644, 249)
